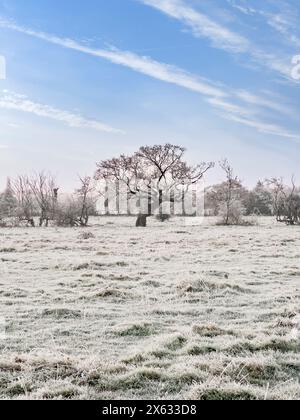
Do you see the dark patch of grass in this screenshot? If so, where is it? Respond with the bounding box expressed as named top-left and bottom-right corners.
top-left (187, 346), bottom-right (217, 356)
top-left (73, 263), bottom-right (90, 271)
top-left (123, 354), bottom-right (146, 365)
top-left (115, 323), bottom-right (155, 337)
top-left (78, 232), bottom-right (95, 240)
top-left (239, 364), bottom-right (277, 384)
top-left (41, 308), bottom-right (82, 319)
top-left (150, 350), bottom-right (174, 360)
top-left (178, 280), bottom-right (252, 295)
top-left (41, 387), bottom-right (80, 400)
top-left (192, 325), bottom-right (235, 337)
top-left (94, 289), bottom-right (128, 299)
top-left (95, 370), bottom-right (163, 392)
top-left (0, 248), bottom-right (16, 253)
top-left (165, 335), bottom-right (187, 351)
top-left (5, 382), bottom-right (29, 397)
top-left (260, 340), bottom-right (300, 353)
top-left (228, 339), bottom-right (300, 355)
top-left (198, 389), bottom-right (257, 400)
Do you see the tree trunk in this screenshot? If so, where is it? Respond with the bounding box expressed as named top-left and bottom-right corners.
top-left (136, 214), bottom-right (148, 227)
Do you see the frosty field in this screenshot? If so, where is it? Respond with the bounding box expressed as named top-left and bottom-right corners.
top-left (0, 217), bottom-right (299, 400)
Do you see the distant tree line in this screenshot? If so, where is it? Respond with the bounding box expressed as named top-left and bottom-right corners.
top-left (0, 144), bottom-right (299, 227)
top-left (0, 173), bottom-right (97, 228)
top-left (205, 160), bottom-right (300, 225)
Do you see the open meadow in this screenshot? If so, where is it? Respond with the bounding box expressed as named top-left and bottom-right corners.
top-left (0, 217), bottom-right (299, 400)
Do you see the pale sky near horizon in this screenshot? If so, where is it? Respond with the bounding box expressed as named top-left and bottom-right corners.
top-left (0, 0), bottom-right (300, 191)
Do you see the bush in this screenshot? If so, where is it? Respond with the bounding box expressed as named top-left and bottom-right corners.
top-left (156, 214), bottom-right (171, 222)
top-left (54, 198), bottom-right (84, 227)
top-left (218, 200), bottom-right (246, 225)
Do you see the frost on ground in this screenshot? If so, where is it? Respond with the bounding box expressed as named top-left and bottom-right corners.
top-left (0, 217), bottom-right (299, 400)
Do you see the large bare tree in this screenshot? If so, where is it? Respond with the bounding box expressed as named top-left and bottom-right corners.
top-left (95, 144), bottom-right (214, 227)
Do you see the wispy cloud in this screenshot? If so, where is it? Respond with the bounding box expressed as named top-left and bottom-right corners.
top-left (223, 113), bottom-right (300, 142)
top-left (228, 0), bottom-right (300, 48)
top-left (235, 90), bottom-right (291, 115)
top-left (0, 90), bottom-right (124, 134)
top-left (208, 97), bottom-right (300, 141)
top-left (140, 0), bottom-right (249, 53)
top-left (139, 0), bottom-right (294, 79)
top-left (0, 18), bottom-right (225, 99)
top-left (0, 18), bottom-right (299, 142)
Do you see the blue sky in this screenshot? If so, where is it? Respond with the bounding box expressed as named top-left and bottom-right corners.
top-left (0, 0), bottom-right (299, 190)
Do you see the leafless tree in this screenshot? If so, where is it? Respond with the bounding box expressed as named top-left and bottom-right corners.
top-left (75, 176), bottom-right (96, 226)
top-left (267, 177), bottom-right (300, 225)
top-left (12, 175), bottom-right (36, 226)
top-left (54, 176), bottom-right (96, 227)
top-left (95, 144), bottom-right (214, 227)
top-left (0, 178), bottom-right (17, 222)
top-left (28, 172), bottom-right (58, 226)
top-left (218, 159), bottom-right (245, 225)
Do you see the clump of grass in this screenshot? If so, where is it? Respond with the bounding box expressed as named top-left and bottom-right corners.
top-left (187, 345), bottom-right (217, 356)
top-left (164, 335), bottom-right (187, 351)
top-left (227, 342), bottom-right (258, 355)
top-left (113, 322), bottom-right (155, 337)
top-left (94, 288), bottom-right (128, 299)
top-left (260, 339), bottom-right (300, 353)
top-left (197, 388), bottom-right (258, 400)
top-left (34, 381), bottom-right (82, 400)
top-left (41, 308), bottom-right (82, 319)
top-left (78, 232), bottom-right (95, 240)
top-left (192, 324), bottom-right (235, 337)
top-left (73, 263), bottom-right (90, 271)
top-left (149, 350), bottom-right (174, 360)
top-left (178, 279), bottom-right (250, 295)
top-left (188, 382), bottom-right (261, 400)
top-left (241, 363), bottom-right (277, 384)
top-left (122, 354), bottom-right (146, 365)
top-left (0, 248), bottom-right (16, 253)
top-left (96, 369), bottom-right (163, 392)
top-left (5, 382), bottom-right (29, 397)
top-left (227, 339), bottom-right (300, 355)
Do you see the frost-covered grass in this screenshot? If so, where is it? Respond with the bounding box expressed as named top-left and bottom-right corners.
top-left (0, 217), bottom-right (299, 400)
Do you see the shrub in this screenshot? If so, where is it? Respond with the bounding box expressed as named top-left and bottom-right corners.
top-left (156, 214), bottom-right (171, 222)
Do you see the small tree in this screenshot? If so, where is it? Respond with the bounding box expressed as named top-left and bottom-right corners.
top-left (0, 178), bottom-right (17, 220)
top-left (267, 177), bottom-right (300, 225)
top-left (244, 181), bottom-right (273, 216)
top-left (217, 159), bottom-right (246, 225)
top-left (28, 172), bottom-right (58, 227)
top-left (54, 176), bottom-right (96, 227)
top-left (75, 176), bottom-right (96, 227)
top-left (12, 175), bottom-right (36, 226)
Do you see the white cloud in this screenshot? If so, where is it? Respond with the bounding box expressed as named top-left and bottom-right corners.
top-left (208, 96), bottom-right (300, 142)
top-left (0, 91), bottom-right (124, 134)
top-left (0, 18), bottom-right (225, 99)
top-left (140, 0), bottom-right (249, 53)
top-left (140, 0), bottom-right (294, 79)
top-left (235, 90), bottom-right (291, 114)
top-left (206, 97), bottom-right (250, 117)
top-left (227, 0), bottom-right (300, 48)
top-left (1, 18), bottom-right (299, 142)
top-left (223, 113), bottom-right (300, 142)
